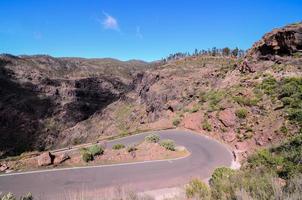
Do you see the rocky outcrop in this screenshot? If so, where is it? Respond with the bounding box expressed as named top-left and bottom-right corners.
top-left (53, 153), bottom-right (70, 165)
top-left (247, 22), bottom-right (302, 60)
top-left (37, 152), bottom-right (54, 166)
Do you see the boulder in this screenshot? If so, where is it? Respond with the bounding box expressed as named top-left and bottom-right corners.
top-left (53, 153), bottom-right (70, 165)
top-left (219, 109), bottom-right (236, 127)
top-left (0, 163), bottom-right (8, 172)
top-left (38, 152), bottom-right (53, 166)
top-left (222, 130), bottom-right (236, 142)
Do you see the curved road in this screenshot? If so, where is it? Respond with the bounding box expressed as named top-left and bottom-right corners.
top-left (0, 129), bottom-right (233, 199)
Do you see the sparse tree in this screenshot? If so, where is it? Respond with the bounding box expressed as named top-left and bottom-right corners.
top-left (232, 47), bottom-right (239, 57)
top-left (222, 47), bottom-right (231, 56)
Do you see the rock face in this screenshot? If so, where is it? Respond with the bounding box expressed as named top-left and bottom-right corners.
top-left (38, 152), bottom-right (53, 166)
top-left (0, 55), bottom-right (148, 157)
top-left (182, 112), bottom-right (203, 130)
top-left (247, 22), bottom-right (302, 60)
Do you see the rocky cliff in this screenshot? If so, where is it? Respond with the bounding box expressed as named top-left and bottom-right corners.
top-left (246, 22), bottom-right (302, 60)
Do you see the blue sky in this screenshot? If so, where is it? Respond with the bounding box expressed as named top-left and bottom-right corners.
top-left (0, 0), bottom-right (301, 61)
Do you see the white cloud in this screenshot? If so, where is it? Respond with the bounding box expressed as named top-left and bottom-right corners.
top-left (136, 26), bottom-right (143, 39)
top-left (102, 12), bottom-right (119, 31)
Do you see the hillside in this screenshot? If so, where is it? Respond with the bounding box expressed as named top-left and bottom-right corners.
top-left (0, 22), bottom-right (301, 162)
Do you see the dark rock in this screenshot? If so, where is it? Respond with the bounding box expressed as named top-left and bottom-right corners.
top-left (247, 22), bottom-right (302, 60)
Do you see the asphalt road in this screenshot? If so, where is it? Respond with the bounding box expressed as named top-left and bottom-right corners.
top-left (0, 129), bottom-right (233, 199)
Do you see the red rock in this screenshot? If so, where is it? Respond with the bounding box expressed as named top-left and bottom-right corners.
top-left (38, 152), bottom-right (53, 166)
top-left (219, 109), bottom-right (236, 127)
top-left (182, 112), bottom-right (203, 130)
top-left (235, 141), bottom-right (249, 151)
top-left (222, 130), bottom-right (236, 142)
top-left (0, 163), bottom-right (8, 172)
top-left (53, 153), bottom-right (69, 165)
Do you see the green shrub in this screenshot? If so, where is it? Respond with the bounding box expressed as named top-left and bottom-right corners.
top-left (206, 90), bottom-right (226, 111)
top-left (258, 76), bottom-right (277, 95)
top-left (145, 134), bottom-right (160, 143)
top-left (198, 91), bottom-right (207, 103)
top-left (82, 151), bottom-right (93, 162)
top-left (202, 120), bottom-right (212, 131)
top-left (20, 193), bottom-right (33, 200)
top-left (280, 125), bottom-right (288, 134)
top-left (190, 104), bottom-right (200, 113)
top-left (233, 96), bottom-right (259, 106)
top-left (1, 193), bottom-right (16, 200)
top-left (210, 167), bottom-right (235, 187)
top-left (1, 193), bottom-right (33, 200)
top-left (160, 139), bottom-right (175, 151)
top-left (247, 134), bottom-right (302, 179)
top-left (235, 108), bottom-right (248, 119)
top-left (186, 179), bottom-right (211, 200)
top-left (259, 77), bottom-right (302, 126)
top-left (112, 143), bottom-right (125, 150)
top-left (172, 118), bottom-right (181, 126)
top-left (127, 145), bottom-right (137, 153)
top-left (88, 145), bottom-right (104, 156)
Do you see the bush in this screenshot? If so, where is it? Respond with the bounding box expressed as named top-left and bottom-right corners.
top-left (82, 151), bottom-right (93, 162)
top-left (145, 134), bottom-right (160, 143)
top-left (112, 143), bottom-right (125, 150)
top-left (235, 108), bottom-right (248, 119)
top-left (20, 193), bottom-right (33, 200)
top-left (172, 118), bottom-right (181, 126)
top-left (202, 120), bottom-right (212, 131)
top-left (160, 139), bottom-right (175, 151)
top-left (186, 179), bottom-right (211, 200)
top-left (1, 193), bottom-right (33, 200)
top-left (127, 145), bottom-right (137, 153)
top-left (233, 96), bottom-right (259, 106)
top-left (88, 145), bottom-right (104, 156)
top-left (210, 167), bottom-right (235, 187)
top-left (258, 76), bottom-right (278, 95)
top-left (1, 193), bottom-right (15, 200)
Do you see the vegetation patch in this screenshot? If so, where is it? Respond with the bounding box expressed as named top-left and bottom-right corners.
top-left (202, 119), bottom-right (212, 131)
top-left (233, 96), bottom-right (259, 106)
top-left (186, 179), bottom-right (211, 200)
top-left (235, 108), bottom-right (248, 119)
top-left (81, 150), bottom-right (93, 162)
top-left (88, 145), bottom-right (104, 156)
top-left (205, 134), bottom-right (302, 199)
top-left (112, 143), bottom-right (125, 150)
top-left (172, 117), bottom-right (181, 126)
top-left (259, 77), bottom-right (302, 127)
top-left (145, 134), bottom-right (160, 143)
top-left (160, 139), bottom-right (175, 151)
top-left (127, 145), bottom-right (138, 153)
